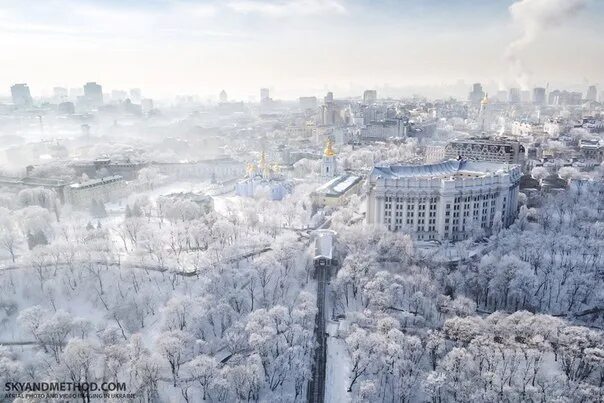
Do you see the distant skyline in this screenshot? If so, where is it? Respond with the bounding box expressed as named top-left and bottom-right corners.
top-left (1, 0), bottom-right (603, 99)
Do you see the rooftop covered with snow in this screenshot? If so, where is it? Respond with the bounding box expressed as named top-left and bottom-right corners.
top-left (371, 159), bottom-right (515, 180)
top-left (69, 175), bottom-right (124, 189)
top-left (313, 174), bottom-right (362, 197)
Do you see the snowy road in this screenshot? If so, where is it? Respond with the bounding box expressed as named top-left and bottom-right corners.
top-left (324, 321), bottom-right (352, 403)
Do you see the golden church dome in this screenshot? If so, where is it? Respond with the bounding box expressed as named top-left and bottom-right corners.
top-left (324, 138), bottom-right (336, 157)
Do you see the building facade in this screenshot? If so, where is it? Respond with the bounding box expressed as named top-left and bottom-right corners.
top-left (533, 87), bottom-right (546, 105)
top-left (444, 138), bottom-right (525, 164)
top-left (311, 174), bottom-right (362, 208)
top-left (361, 119), bottom-right (407, 139)
top-left (70, 158), bottom-right (148, 180)
top-left (367, 160), bottom-right (521, 241)
top-left (64, 175), bottom-right (126, 207)
top-left (153, 157), bottom-right (244, 181)
top-left (468, 83), bottom-right (485, 105)
top-left (11, 84), bottom-right (33, 107)
top-left (236, 151), bottom-right (292, 201)
top-left (0, 175), bottom-right (67, 203)
top-left (363, 90), bottom-right (377, 104)
top-left (83, 82), bottom-right (103, 107)
top-left (425, 143), bottom-right (447, 163)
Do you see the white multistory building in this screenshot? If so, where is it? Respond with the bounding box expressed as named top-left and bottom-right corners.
top-left (543, 120), bottom-right (563, 137)
top-left (511, 121), bottom-right (536, 137)
top-left (425, 143), bottom-right (447, 163)
top-left (367, 160), bottom-right (521, 241)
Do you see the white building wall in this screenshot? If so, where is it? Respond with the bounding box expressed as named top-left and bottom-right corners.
top-left (321, 155), bottom-right (336, 178)
top-left (65, 179), bottom-right (127, 207)
top-left (367, 166), bottom-right (521, 241)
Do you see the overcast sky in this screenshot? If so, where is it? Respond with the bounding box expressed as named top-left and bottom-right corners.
top-left (1, 0), bottom-right (602, 99)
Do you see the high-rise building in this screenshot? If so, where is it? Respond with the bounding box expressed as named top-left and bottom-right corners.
top-left (521, 90), bottom-right (531, 104)
top-left (509, 88), bottom-right (521, 104)
top-left (10, 83), bottom-right (33, 107)
top-left (468, 83), bottom-right (485, 105)
top-left (83, 82), bottom-right (103, 107)
top-left (549, 90), bottom-right (582, 105)
top-left (533, 87), bottom-right (546, 105)
top-left (260, 88), bottom-right (270, 102)
top-left (549, 90), bottom-right (560, 105)
top-left (219, 90), bottom-right (228, 103)
top-left (320, 95), bottom-right (341, 126)
top-left (586, 85), bottom-right (597, 102)
top-left (129, 88), bottom-right (141, 102)
top-left (324, 91), bottom-right (334, 104)
top-left (363, 89), bottom-right (377, 104)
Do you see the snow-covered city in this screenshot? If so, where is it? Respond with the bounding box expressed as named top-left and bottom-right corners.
top-left (1, 0), bottom-right (603, 402)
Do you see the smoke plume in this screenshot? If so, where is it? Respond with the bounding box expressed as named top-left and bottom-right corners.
top-left (505, 0), bottom-right (587, 89)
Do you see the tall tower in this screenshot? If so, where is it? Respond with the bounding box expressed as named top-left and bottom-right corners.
top-left (321, 138), bottom-right (337, 178)
top-left (479, 93), bottom-right (489, 132)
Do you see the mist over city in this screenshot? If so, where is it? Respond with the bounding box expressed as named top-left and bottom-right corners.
top-left (1, 0), bottom-right (603, 402)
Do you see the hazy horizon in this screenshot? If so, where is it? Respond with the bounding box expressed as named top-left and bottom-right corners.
top-left (1, 0), bottom-right (603, 99)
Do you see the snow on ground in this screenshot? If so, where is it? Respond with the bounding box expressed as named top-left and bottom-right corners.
top-left (136, 180), bottom-right (213, 200)
top-left (105, 180), bottom-right (215, 214)
top-left (212, 195), bottom-right (242, 216)
top-left (325, 320), bottom-right (352, 403)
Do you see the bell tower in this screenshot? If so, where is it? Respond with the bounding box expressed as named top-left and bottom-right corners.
top-left (321, 138), bottom-right (337, 178)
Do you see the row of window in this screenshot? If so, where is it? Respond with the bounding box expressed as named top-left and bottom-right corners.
top-left (385, 196), bottom-right (439, 203)
top-left (388, 223), bottom-right (437, 234)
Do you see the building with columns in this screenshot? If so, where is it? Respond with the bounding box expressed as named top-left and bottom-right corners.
top-left (367, 160), bottom-right (521, 241)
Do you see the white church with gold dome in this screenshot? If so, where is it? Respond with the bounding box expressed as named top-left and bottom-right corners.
top-left (235, 150), bottom-right (293, 200)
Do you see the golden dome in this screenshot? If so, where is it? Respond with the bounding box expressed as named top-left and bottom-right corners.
top-left (481, 93), bottom-right (489, 106)
top-left (324, 138), bottom-right (336, 157)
